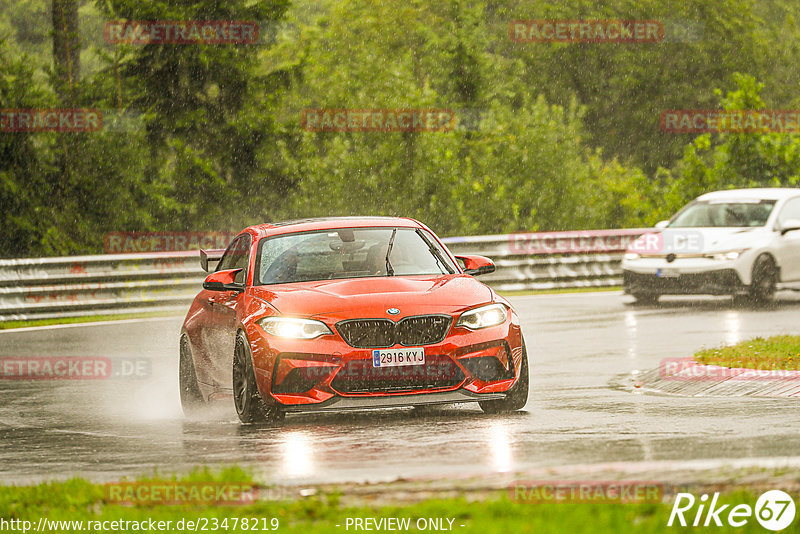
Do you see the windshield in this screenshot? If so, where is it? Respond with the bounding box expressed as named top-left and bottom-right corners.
top-left (255, 227), bottom-right (457, 285)
top-left (668, 200), bottom-right (776, 228)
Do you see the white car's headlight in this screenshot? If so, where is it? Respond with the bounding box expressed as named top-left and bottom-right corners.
top-left (624, 252), bottom-right (640, 260)
top-left (704, 249), bottom-right (748, 261)
top-left (257, 317), bottom-right (332, 339)
top-left (456, 303), bottom-right (508, 330)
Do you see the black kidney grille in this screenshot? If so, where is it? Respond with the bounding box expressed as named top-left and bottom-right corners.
top-left (336, 315), bottom-right (452, 348)
top-left (336, 319), bottom-right (395, 348)
top-left (395, 315), bottom-right (451, 345)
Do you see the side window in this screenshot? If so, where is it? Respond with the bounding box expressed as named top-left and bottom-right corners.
top-left (777, 198), bottom-right (800, 227)
top-left (216, 235), bottom-right (251, 284)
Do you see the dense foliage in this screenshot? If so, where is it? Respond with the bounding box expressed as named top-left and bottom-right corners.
top-left (2, 0), bottom-right (800, 256)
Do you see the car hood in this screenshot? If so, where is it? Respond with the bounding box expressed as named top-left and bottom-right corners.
top-left (697, 227), bottom-right (770, 252)
top-left (629, 227), bottom-right (768, 254)
top-left (249, 274), bottom-right (494, 320)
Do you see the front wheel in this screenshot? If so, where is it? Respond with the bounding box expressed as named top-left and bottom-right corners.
top-left (233, 332), bottom-right (284, 424)
top-left (479, 341), bottom-right (529, 414)
top-left (748, 254), bottom-right (777, 303)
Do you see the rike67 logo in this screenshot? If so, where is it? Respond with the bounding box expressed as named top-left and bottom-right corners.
top-left (668, 490), bottom-right (796, 530)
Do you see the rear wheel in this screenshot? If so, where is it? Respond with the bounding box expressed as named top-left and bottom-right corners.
top-left (233, 332), bottom-right (284, 424)
top-left (748, 254), bottom-right (777, 303)
top-left (179, 336), bottom-right (205, 414)
top-left (479, 340), bottom-right (529, 414)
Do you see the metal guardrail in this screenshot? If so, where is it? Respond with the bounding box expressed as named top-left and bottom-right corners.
top-left (0, 229), bottom-right (647, 321)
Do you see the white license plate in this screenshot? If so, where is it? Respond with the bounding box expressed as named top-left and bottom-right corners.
top-left (372, 347), bottom-right (425, 368)
top-left (656, 268), bottom-right (680, 278)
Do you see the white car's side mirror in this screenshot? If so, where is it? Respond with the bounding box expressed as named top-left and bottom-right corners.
top-left (780, 219), bottom-right (800, 235)
top-left (654, 220), bottom-right (670, 229)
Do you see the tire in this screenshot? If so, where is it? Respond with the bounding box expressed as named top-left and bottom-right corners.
top-left (233, 332), bottom-right (284, 424)
top-left (748, 254), bottom-right (777, 303)
top-left (631, 293), bottom-right (659, 305)
top-left (179, 335), bottom-right (205, 414)
top-left (479, 340), bottom-right (529, 414)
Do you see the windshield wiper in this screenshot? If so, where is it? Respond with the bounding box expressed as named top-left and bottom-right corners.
top-left (416, 229), bottom-right (452, 274)
top-left (385, 228), bottom-right (397, 276)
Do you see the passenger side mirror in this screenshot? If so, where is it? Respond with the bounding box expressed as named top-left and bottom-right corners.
top-left (203, 269), bottom-right (244, 292)
top-left (780, 219), bottom-right (800, 235)
top-left (456, 255), bottom-right (496, 276)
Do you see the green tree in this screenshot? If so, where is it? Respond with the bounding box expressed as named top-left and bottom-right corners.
top-left (664, 73), bottom-right (800, 217)
top-left (0, 40), bottom-right (52, 254)
top-left (94, 0), bottom-right (293, 232)
top-left (489, 0), bottom-right (774, 175)
top-left (271, 0), bottom-right (653, 234)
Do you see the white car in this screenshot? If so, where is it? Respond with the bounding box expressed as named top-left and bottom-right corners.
top-left (622, 188), bottom-right (800, 303)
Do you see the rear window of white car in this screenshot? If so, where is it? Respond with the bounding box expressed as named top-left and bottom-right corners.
top-left (669, 200), bottom-right (776, 228)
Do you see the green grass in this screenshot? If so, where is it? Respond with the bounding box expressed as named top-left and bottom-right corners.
top-left (0, 311), bottom-right (181, 330)
top-left (695, 335), bottom-right (800, 371)
top-left (0, 470), bottom-right (791, 533)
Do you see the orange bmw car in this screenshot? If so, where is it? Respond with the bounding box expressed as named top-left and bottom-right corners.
top-left (179, 217), bottom-right (529, 423)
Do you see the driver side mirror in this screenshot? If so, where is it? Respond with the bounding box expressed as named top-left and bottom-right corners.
top-left (654, 220), bottom-right (670, 229)
top-left (456, 255), bottom-right (496, 276)
top-left (203, 269), bottom-right (244, 292)
top-left (780, 219), bottom-right (800, 235)
top-left (200, 248), bottom-right (225, 272)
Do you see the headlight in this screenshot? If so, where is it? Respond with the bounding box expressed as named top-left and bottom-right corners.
top-left (257, 317), bottom-right (332, 339)
top-left (704, 249), bottom-right (748, 261)
top-left (623, 252), bottom-right (640, 260)
top-left (456, 303), bottom-right (508, 330)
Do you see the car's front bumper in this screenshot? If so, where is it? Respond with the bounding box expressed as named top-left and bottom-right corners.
top-left (281, 390), bottom-right (507, 413)
top-left (623, 268), bottom-right (746, 295)
top-left (621, 252), bottom-right (758, 296)
top-left (245, 314), bottom-right (524, 409)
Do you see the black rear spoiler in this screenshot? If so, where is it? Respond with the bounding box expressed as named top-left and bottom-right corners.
top-left (200, 249), bottom-right (226, 272)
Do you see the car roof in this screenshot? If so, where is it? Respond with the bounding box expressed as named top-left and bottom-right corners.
top-left (243, 216), bottom-right (424, 239)
top-left (696, 188), bottom-right (800, 202)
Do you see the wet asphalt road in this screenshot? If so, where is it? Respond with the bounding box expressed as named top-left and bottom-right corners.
top-left (2, 291), bottom-right (800, 485)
